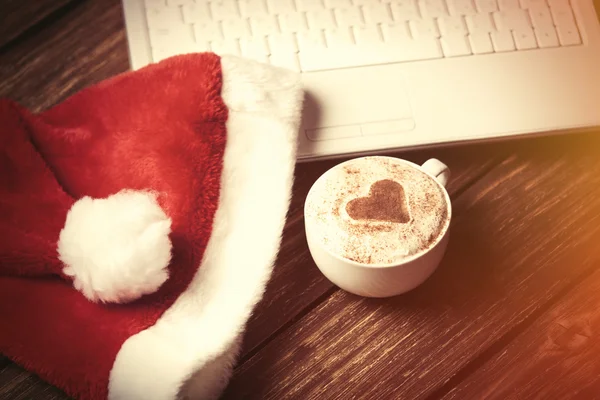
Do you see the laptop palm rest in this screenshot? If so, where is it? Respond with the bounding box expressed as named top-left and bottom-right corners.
top-left (301, 68), bottom-right (416, 142)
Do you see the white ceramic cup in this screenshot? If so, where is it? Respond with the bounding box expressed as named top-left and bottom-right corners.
top-left (304, 157), bottom-right (452, 298)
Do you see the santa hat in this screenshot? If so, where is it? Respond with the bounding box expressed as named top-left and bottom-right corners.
top-left (0, 53), bottom-right (302, 399)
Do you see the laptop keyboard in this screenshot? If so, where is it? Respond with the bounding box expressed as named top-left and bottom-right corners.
top-left (144, 0), bottom-right (582, 72)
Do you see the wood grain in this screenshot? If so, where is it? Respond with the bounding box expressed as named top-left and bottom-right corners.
top-left (0, 0), bottom-right (129, 112)
top-left (223, 132), bottom-right (600, 400)
top-left (0, 0), bottom-right (74, 49)
top-left (0, 363), bottom-right (67, 400)
top-left (443, 269), bottom-right (600, 400)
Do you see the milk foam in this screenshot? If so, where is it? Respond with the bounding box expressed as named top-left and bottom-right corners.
top-left (305, 157), bottom-right (449, 265)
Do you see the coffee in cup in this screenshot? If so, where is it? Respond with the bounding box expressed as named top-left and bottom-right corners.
top-left (304, 156), bottom-right (451, 297)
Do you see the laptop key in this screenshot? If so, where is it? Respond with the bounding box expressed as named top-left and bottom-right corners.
top-left (335, 7), bottom-right (364, 27)
top-left (297, 30), bottom-right (327, 50)
top-left (297, 0), bottom-right (325, 12)
top-left (150, 26), bottom-right (195, 49)
top-left (520, 0), bottom-right (547, 9)
top-left (469, 32), bottom-right (494, 54)
top-left (438, 15), bottom-right (468, 36)
top-left (354, 26), bottom-right (384, 45)
top-left (363, 4), bottom-right (394, 24)
top-left (474, 0), bottom-right (498, 13)
top-left (390, 1), bottom-right (421, 21)
top-left (239, 0), bottom-right (268, 17)
top-left (210, 0), bottom-right (239, 21)
top-left (146, 6), bottom-right (183, 30)
top-left (240, 37), bottom-right (270, 60)
top-left (497, 0), bottom-right (520, 10)
top-left (381, 22), bottom-right (412, 42)
top-left (491, 29), bottom-right (516, 51)
top-left (250, 15), bottom-right (279, 36)
top-left (494, 9), bottom-right (531, 31)
top-left (306, 10), bottom-right (336, 30)
top-left (420, 0), bottom-right (450, 18)
top-left (268, 33), bottom-right (299, 53)
top-left (324, 0), bottom-right (352, 8)
top-left (534, 26), bottom-right (560, 48)
top-left (221, 18), bottom-right (251, 39)
top-left (555, 24), bottom-right (581, 46)
top-left (513, 27), bottom-right (538, 49)
top-left (182, 3), bottom-right (210, 24)
top-left (447, 0), bottom-right (478, 16)
top-left (409, 18), bottom-right (441, 38)
top-left (529, 4), bottom-right (554, 29)
top-left (550, 0), bottom-right (575, 22)
top-left (325, 27), bottom-right (354, 47)
top-left (279, 13), bottom-right (309, 33)
top-left (193, 21), bottom-right (223, 41)
top-left (266, 0), bottom-right (295, 14)
top-left (210, 38), bottom-right (241, 55)
top-left (441, 35), bottom-right (472, 56)
top-left (465, 13), bottom-right (495, 33)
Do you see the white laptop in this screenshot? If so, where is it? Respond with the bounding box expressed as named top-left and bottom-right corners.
top-left (121, 0), bottom-right (600, 161)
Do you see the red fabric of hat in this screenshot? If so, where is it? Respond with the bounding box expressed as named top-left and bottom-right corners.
top-left (0, 53), bottom-right (303, 399)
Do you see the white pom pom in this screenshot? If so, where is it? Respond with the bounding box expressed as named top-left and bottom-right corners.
top-left (58, 190), bottom-right (172, 303)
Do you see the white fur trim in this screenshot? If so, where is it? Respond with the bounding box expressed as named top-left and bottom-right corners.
top-left (59, 190), bottom-right (172, 303)
top-left (108, 57), bottom-right (303, 399)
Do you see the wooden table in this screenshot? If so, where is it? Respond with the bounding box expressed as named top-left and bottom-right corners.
top-left (2, 1), bottom-right (600, 398)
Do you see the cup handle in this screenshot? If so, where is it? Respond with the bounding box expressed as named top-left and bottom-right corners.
top-left (421, 159), bottom-right (450, 187)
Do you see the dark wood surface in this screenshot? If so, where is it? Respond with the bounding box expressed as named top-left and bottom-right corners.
top-left (444, 268), bottom-right (600, 400)
top-left (0, 0), bottom-right (73, 49)
top-left (1, 1), bottom-right (600, 399)
top-left (0, 0), bottom-right (129, 112)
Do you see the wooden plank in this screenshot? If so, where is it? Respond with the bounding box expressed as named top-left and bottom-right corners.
top-left (0, 0), bottom-right (74, 49)
top-left (443, 268), bottom-right (600, 400)
top-left (0, 363), bottom-right (68, 400)
top-left (0, 0), bottom-right (129, 112)
top-left (223, 131), bottom-right (600, 399)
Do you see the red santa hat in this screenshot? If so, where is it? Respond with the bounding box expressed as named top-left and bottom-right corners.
top-left (0, 53), bottom-right (302, 399)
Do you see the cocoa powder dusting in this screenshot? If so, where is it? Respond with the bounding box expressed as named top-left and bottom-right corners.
top-left (346, 179), bottom-right (410, 224)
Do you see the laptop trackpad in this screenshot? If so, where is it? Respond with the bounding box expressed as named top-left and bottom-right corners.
top-left (302, 70), bottom-right (415, 141)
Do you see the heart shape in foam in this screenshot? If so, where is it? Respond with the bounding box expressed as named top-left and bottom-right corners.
top-left (346, 179), bottom-right (410, 223)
